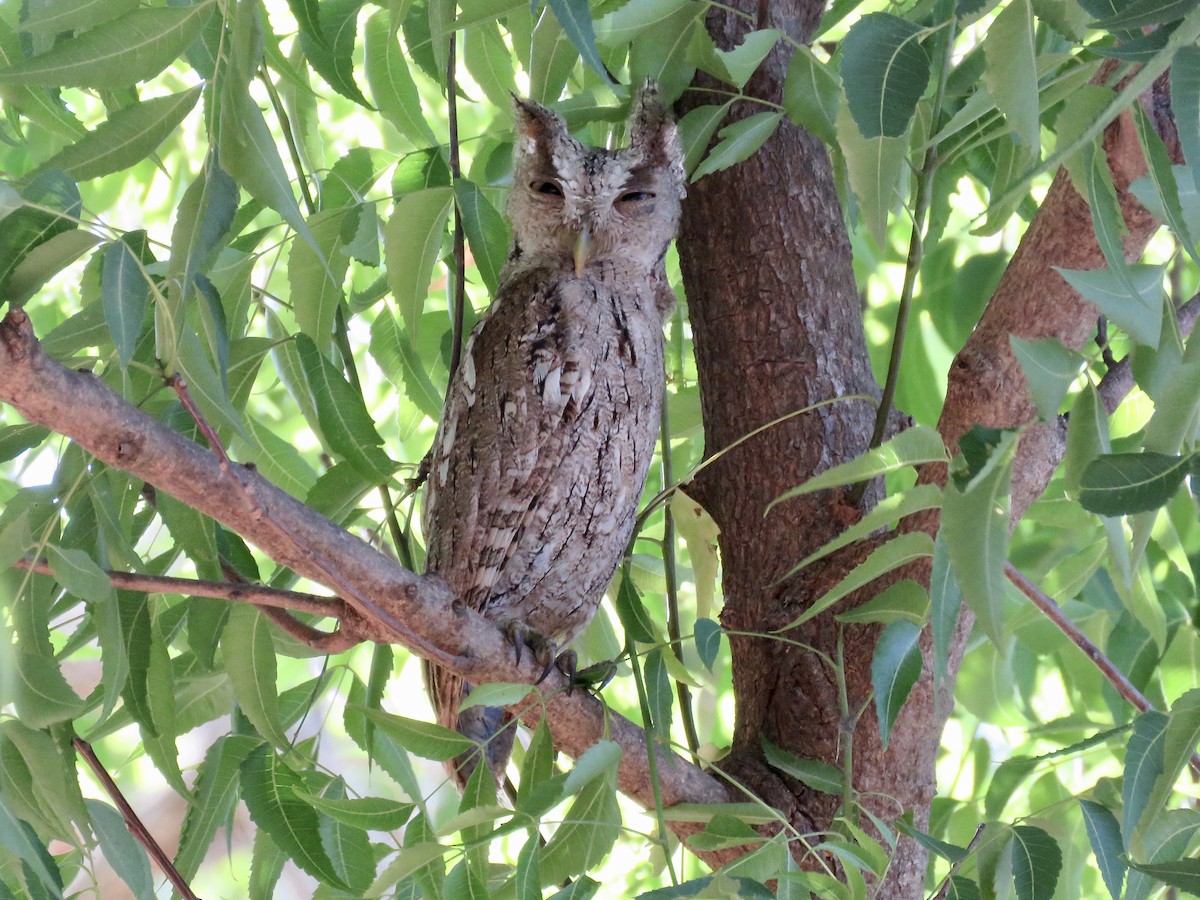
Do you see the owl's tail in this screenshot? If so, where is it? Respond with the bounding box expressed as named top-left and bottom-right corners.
top-left (422, 660), bottom-right (516, 792)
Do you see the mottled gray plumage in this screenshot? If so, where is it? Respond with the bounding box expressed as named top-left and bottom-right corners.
top-left (422, 84), bottom-right (685, 788)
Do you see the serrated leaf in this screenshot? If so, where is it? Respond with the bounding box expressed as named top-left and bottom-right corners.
top-left (770, 426), bottom-right (946, 507)
top-left (1055, 264), bottom-right (1165, 349)
top-left (676, 101), bottom-right (732, 176)
top-left (1078, 452), bottom-right (1192, 515)
top-left (174, 735), bottom-right (259, 881)
top-left (457, 681), bottom-right (533, 711)
top-left (1078, 799), bottom-right (1125, 900)
top-left (37, 85), bottom-right (201, 181)
top-left (783, 46), bottom-right (840, 145)
top-left (871, 620), bottom-right (922, 748)
top-left (694, 618), bottom-right (722, 672)
top-left (694, 28), bottom-right (780, 89)
top-left (293, 792), bottom-right (413, 832)
top-left (930, 534), bottom-right (962, 691)
top-left (782, 531), bottom-right (935, 628)
top-left (984, 0), bottom-right (1039, 148)
top-left (368, 305), bottom-right (443, 421)
top-left (761, 737), bottom-right (842, 794)
top-left (947, 876), bottom-right (983, 900)
top-left (1125, 857), bottom-right (1200, 893)
top-left (384, 186), bottom-right (453, 333)
top-left (46, 544), bottom-right (113, 602)
top-left (289, 0), bottom-right (371, 108)
top-left (546, 0), bottom-right (611, 83)
top-left (1009, 335), bottom-right (1085, 419)
top-left (364, 10), bottom-right (437, 145)
top-left (86, 799), bottom-right (153, 899)
top-left (644, 647), bottom-right (673, 731)
top-left (221, 605), bottom-right (289, 749)
top-left (1173, 46), bottom-right (1200, 196)
top-left (1092, 0), bottom-right (1199, 30)
top-left (240, 745), bottom-right (349, 889)
top-left (289, 206), bottom-right (354, 346)
top-left (841, 13), bottom-right (930, 139)
top-left (464, 20), bottom-right (519, 109)
top-left (454, 180), bottom-right (509, 296)
top-left (692, 112), bottom-right (781, 180)
top-left (0, 170), bottom-right (82, 302)
top-left (102, 233), bottom-right (150, 366)
top-left (539, 762), bottom-right (620, 885)
top-left (1123, 710), bottom-right (1169, 846)
top-left (614, 569), bottom-right (659, 643)
top-left (295, 333), bottom-right (396, 482)
top-left (0, 4), bottom-right (214, 87)
top-left (836, 578), bottom-right (928, 625)
top-left (1010, 825), bottom-right (1061, 900)
top-left (357, 708), bottom-right (476, 760)
top-left (18, 0), bottom-right (139, 34)
top-left (941, 429), bottom-right (1017, 644)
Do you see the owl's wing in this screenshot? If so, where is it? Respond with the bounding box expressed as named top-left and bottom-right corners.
top-left (423, 271), bottom-right (598, 612)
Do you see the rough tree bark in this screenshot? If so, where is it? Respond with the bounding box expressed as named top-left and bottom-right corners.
top-left (675, 2), bottom-right (1180, 895)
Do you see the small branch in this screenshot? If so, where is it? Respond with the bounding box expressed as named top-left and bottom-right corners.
top-left (1096, 293), bottom-right (1200, 415)
top-left (73, 739), bottom-right (201, 900)
top-left (929, 824), bottom-right (987, 900)
top-left (445, 29), bottom-right (468, 388)
top-left (15, 558), bottom-right (344, 617)
top-left (0, 308), bottom-right (726, 824)
top-left (1005, 563), bottom-right (1200, 777)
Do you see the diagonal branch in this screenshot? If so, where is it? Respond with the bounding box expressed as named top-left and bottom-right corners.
top-left (0, 308), bottom-right (727, 822)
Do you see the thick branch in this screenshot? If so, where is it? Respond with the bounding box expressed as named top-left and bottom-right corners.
top-left (0, 308), bottom-right (725, 819)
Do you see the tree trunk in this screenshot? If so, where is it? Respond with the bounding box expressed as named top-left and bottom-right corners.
top-left (676, 4), bottom-right (1179, 895)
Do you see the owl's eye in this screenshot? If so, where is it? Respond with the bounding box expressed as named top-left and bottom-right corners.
top-left (618, 191), bottom-right (655, 203)
top-left (534, 181), bottom-right (563, 196)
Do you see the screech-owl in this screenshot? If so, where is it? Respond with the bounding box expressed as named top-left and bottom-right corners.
top-left (422, 83), bottom-right (686, 788)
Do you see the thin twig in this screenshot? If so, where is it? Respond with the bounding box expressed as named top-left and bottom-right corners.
top-left (16, 558), bottom-right (343, 616)
top-left (260, 66), bottom-right (317, 216)
top-left (73, 739), bottom-right (202, 900)
top-left (1005, 563), bottom-right (1200, 777)
top-left (1096, 293), bottom-right (1200, 415)
top-left (446, 29), bottom-right (468, 389)
top-left (929, 824), bottom-right (987, 900)
top-left (168, 375), bottom-right (233, 473)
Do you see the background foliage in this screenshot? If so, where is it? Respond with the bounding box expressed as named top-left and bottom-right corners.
top-left (1, 0), bottom-right (1200, 896)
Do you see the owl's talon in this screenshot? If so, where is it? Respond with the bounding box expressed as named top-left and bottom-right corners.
top-left (502, 620), bottom-right (559, 682)
top-left (556, 650), bottom-right (578, 693)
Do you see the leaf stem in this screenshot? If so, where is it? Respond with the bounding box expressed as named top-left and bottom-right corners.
top-left (259, 66), bottom-right (317, 216)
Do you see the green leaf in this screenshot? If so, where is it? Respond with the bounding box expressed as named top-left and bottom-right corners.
top-left (454, 179), bottom-right (509, 296)
top-left (761, 738), bottom-right (843, 794)
top-left (1172, 46), bottom-right (1200, 195)
top-left (694, 618), bottom-right (722, 672)
top-left (1010, 825), bottom-right (1061, 900)
top-left (1078, 452), bottom-right (1192, 515)
top-left (1055, 264), bottom-right (1164, 348)
top-left (1136, 689), bottom-right (1200, 846)
top-left (517, 717), bottom-right (565, 816)
top-left (13, 649), bottom-right (86, 727)
top-left (464, 20), bottom-right (520, 109)
top-left (841, 13), bottom-right (930, 139)
top-left (871, 620), bottom-right (922, 748)
top-left (36, 85), bottom-right (201, 181)
top-left (384, 186), bottom-right (454, 333)
top-left (46, 545), bottom-right (113, 602)
top-left (289, 0), bottom-right (371, 108)
top-left (102, 233), bottom-right (150, 366)
top-left (357, 708), bottom-right (476, 760)
top-left (292, 792), bottom-right (413, 832)
top-left (515, 830), bottom-right (542, 900)
top-left (782, 532), bottom-right (935, 628)
top-left (693, 28), bottom-right (780, 89)
top-left (1125, 858), bottom-right (1200, 894)
top-left (895, 813), bottom-right (969, 863)
top-left (174, 735), bottom-right (259, 881)
top-left (365, 10), bottom-right (438, 146)
top-left (457, 682), bottom-right (533, 711)
top-left (692, 112), bottom-right (782, 180)
top-left (221, 605), bottom-right (289, 749)
top-left (1009, 336), bottom-right (1084, 419)
top-left (946, 875), bottom-right (983, 900)
top-left (539, 757), bottom-right (621, 885)
top-left (295, 333), bottom-right (396, 482)
top-left (769, 426), bottom-right (946, 506)
top-left (18, 0), bottom-right (139, 34)
top-left (677, 101), bottom-right (733, 176)
top-left (368, 305), bottom-right (443, 422)
top-left (1123, 710), bottom-right (1169, 846)
top-left (1126, 810), bottom-right (1200, 900)
top-left (614, 569), bottom-right (659, 643)
top-left (0, 170), bottom-right (81, 303)
top-left (1078, 799), bottom-right (1125, 900)
top-left (836, 578), bottom-right (928, 625)
top-left (1064, 381), bottom-right (1110, 497)
top-left (240, 745), bottom-right (349, 890)
top-left (783, 46), bottom-right (840, 145)
top-left (546, 0), bottom-right (612, 83)
top-left (930, 533), bottom-right (962, 691)
top-left (644, 647), bottom-right (673, 731)
top-left (941, 429), bottom-right (1017, 644)
top-left (1130, 104), bottom-right (1200, 266)
top-left (984, 0), bottom-right (1039, 148)
top-left (289, 206), bottom-right (354, 346)
top-left (86, 799), bottom-right (154, 899)
top-left (0, 4), bottom-right (214, 87)
top-left (1092, 0), bottom-right (1200, 30)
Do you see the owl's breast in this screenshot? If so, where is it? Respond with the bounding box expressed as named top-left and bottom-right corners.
top-left (423, 268), bottom-right (665, 644)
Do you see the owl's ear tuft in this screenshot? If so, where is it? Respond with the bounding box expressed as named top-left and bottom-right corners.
top-left (627, 81), bottom-right (686, 198)
top-left (512, 96), bottom-right (570, 160)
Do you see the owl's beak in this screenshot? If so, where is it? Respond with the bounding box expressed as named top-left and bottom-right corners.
top-left (572, 226), bottom-right (593, 276)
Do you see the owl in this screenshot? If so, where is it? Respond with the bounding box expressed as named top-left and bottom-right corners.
top-left (422, 83), bottom-right (686, 789)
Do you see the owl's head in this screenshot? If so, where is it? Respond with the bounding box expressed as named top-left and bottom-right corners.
top-left (507, 82), bottom-right (686, 278)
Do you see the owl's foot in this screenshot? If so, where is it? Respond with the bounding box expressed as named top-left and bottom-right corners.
top-left (502, 620), bottom-right (559, 683)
